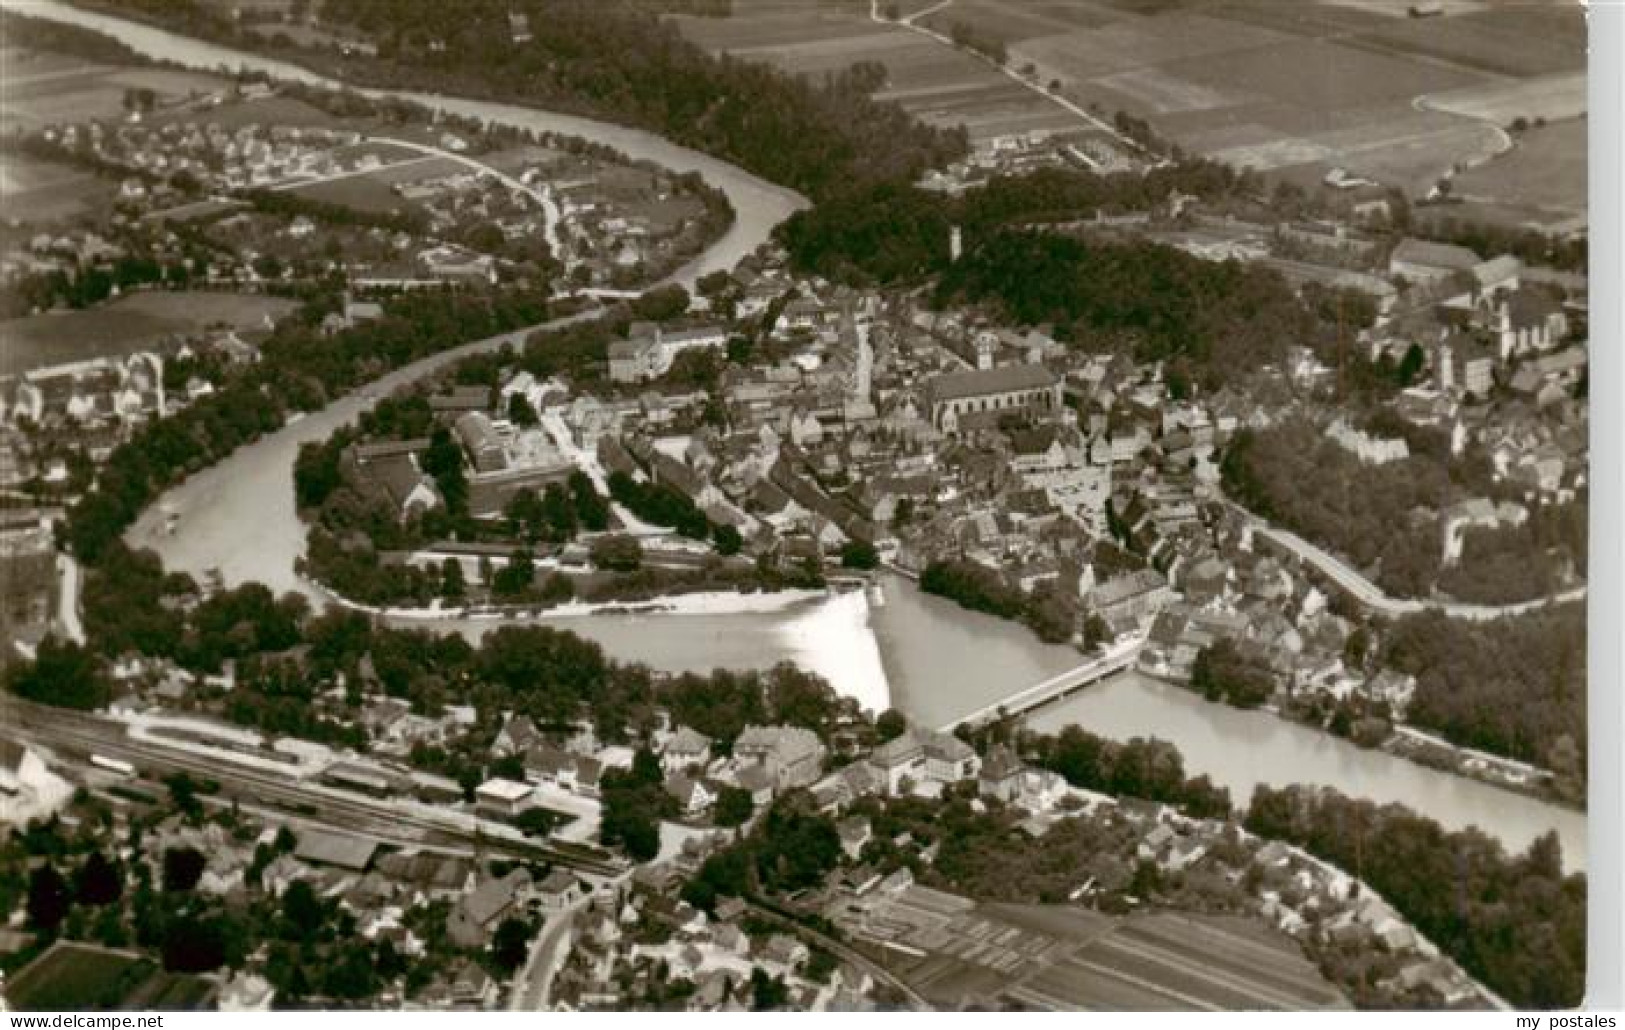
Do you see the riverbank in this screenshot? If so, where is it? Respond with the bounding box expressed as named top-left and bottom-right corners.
top-left (1020, 664), bottom-right (1586, 871)
top-left (1132, 655), bottom-right (1582, 813)
top-left (1382, 725), bottom-right (1578, 811)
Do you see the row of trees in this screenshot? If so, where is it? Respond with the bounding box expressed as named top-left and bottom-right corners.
top-left (1020, 725), bottom-right (1234, 820)
top-left (1383, 607), bottom-right (1586, 791)
top-left (919, 559), bottom-right (1081, 644)
top-left (506, 472), bottom-right (611, 544)
top-left (606, 468), bottom-right (743, 557)
top-left (606, 469), bottom-right (710, 540)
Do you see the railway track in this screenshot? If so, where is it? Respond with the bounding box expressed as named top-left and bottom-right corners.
top-left (1, 698), bottom-right (625, 876)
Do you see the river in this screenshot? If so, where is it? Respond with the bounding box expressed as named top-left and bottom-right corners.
top-left (33, 2), bottom-right (1584, 873)
top-left (873, 577), bottom-right (1585, 872)
top-left (428, 574), bottom-right (1586, 871)
top-left (25, 0), bottom-right (804, 596)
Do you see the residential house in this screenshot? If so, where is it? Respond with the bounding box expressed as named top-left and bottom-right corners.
top-left (473, 777), bottom-right (534, 818)
top-left (868, 727), bottom-right (981, 796)
top-left (837, 816), bottom-right (872, 861)
top-left (977, 745), bottom-right (1024, 804)
top-left (493, 714), bottom-right (540, 756)
top-left (664, 773), bottom-right (716, 817)
top-left (733, 725), bottom-right (826, 792)
top-left (662, 726), bottom-right (714, 772)
top-left (536, 869), bottom-right (584, 913)
top-left (1088, 569), bottom-right (1173, 626)
top-left (447, 869), bottom-right (532, 948)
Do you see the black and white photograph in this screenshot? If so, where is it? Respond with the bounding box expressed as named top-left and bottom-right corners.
top-left (0, 0), bottom-right (1616, 1018)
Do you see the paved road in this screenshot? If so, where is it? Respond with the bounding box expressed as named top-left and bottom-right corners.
top-left (55, 554), bottom-right (85, 644)
top-left (367, 136), bottom-right (565, 259)
top-left (1243, 511), bottom-right (1586, 621)
top-left (510, 900), bottom-right (585, 1010)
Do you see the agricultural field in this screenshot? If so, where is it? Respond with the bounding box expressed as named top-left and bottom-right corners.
top-left (675, 0), bottom-right (1585, 210)
top-left (1452, 117), bottom-right (1587, 231)
top-left (671, 0), bottom-right (1084, 143)
top-left (1421, 72), bottom-right (1586, 126)
top-left (0, 46), bottom-right (227, 135)
top-left (1, 942), bottom-right (216, 1011)
top-left (918, 0), bottom-right (1120, 42)
top-left (1002, 907), bottom-right (1350, 1011)
top-left (1348, 4), bottom-right (1586, 79)
top-left (858, 889), bottom-right (1348, 1011)
top-left (0, 154), bottom-right (116, 225)
top-left (2, 290), bottom-right (299, 374)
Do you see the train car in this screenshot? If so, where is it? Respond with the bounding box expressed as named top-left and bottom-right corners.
top-left (90, 754), bottom-right (137, 778)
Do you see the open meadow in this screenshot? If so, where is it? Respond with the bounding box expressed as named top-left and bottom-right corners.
top-left (1, 289), bottom-right (299, 374)
top-left (0, 153), bottom-right (116, 224)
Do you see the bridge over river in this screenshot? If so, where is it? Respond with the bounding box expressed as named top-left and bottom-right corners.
top-left (940, 637), bottom-right (1145, 733)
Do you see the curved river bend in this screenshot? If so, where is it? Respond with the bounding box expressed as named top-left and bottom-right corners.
top-left (30, 1), bottom-right (1583, 873)
top-left (33, 0), bottom-right (805, 597)
top-left (16, 0), bottom-right (805, 290)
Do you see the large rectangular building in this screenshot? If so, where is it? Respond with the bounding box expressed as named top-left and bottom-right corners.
top-left (926, 364), bottom-right (1062, 432)
top-left (609, 322), bottom-right (727, 383)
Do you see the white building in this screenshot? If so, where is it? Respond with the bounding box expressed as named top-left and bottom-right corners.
top-left (0, 740), bottom-right (71, 827)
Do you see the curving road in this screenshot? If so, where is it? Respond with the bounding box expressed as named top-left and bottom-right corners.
top-left (1234, 504), bottom-right (1586, 621)
top-left (365, 135), bottom-right (565, 260)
